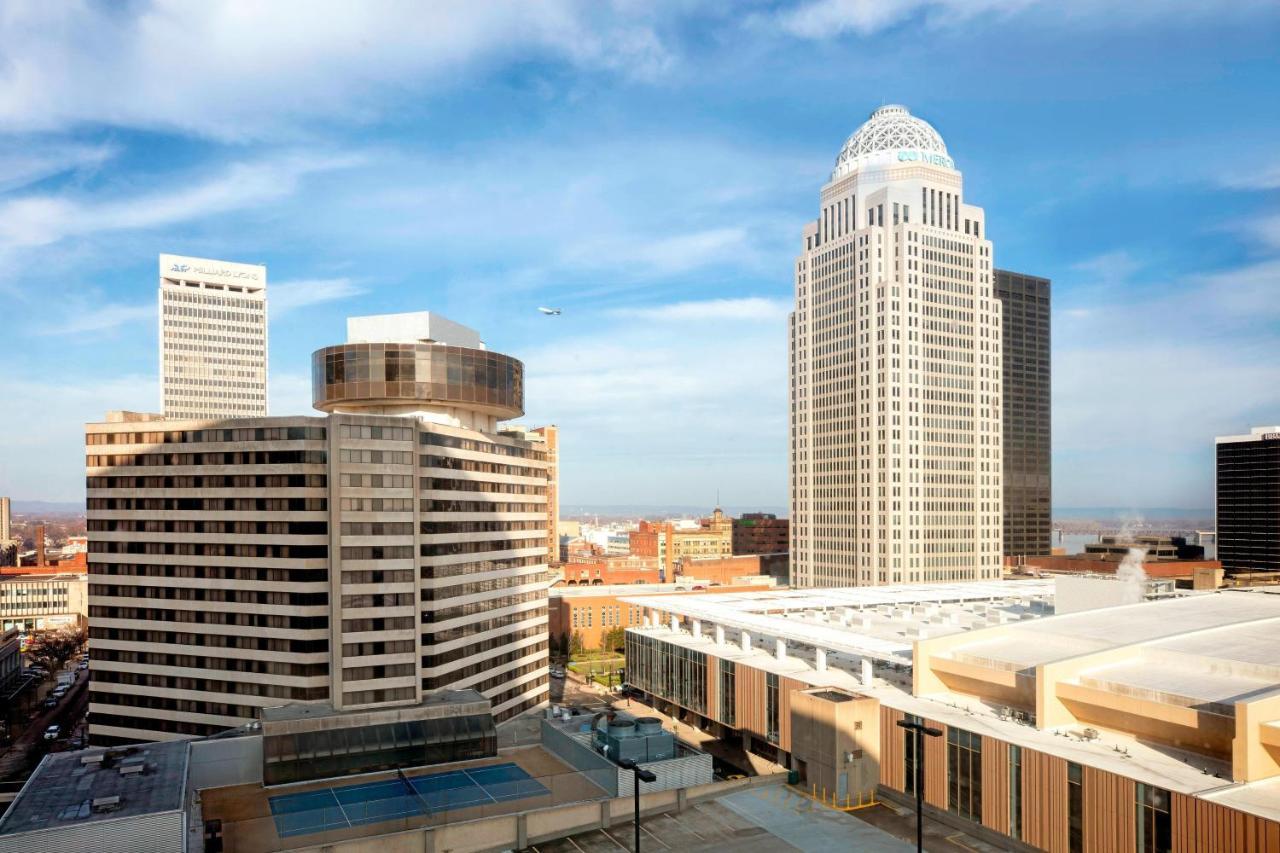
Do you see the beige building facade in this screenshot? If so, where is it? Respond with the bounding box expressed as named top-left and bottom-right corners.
top-left (159, 253), bottom-right (268, 419)
top-left (87, 313), bottom-right (549, 745)
top-left (0, 572), bottom-right (87, 631)
top-left (624, 584), bottom-right (1280, 852)
top-left (789, 105), bottom-right (1002, 587)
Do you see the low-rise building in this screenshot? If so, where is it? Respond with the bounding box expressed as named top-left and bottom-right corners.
top-left (621, 582), bottom-right (1280, 851)
top-left (550, 579), bottom-right (777, 651)
top-left (732, 513), bottom-right (789, 556)
top-left (0, 573), bottom-right (87, 631)
top-left (674, 553), bottom-right (785, 586)
top-left (559, 556), bottom-right (663, 586)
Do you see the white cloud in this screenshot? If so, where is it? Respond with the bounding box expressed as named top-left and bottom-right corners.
top-left (1217, 162), bottom-right (1280, 192)
top-left (612, 297), bottom-right (790, 322)
top-left (0, 142), bottom-right (116, 193)
top-left (772, 0), bottom-right (1277, 39)
top-left (270, 277), bottom-right (367, 316)
top-left (0, 373), bottom-right (156, 502)
top-left (563, 227), bottom-right (755, 277)
top-left (1052, 255), bottom-right (1280, 506)
top-left (0, 1), bottom-right (673, 140)
top-left (1071, 250), bottom-right (1141, 285)
top-left (34, 302), bottom-right (153, 336)
top-left (0, 152), bottom-right (358, 253)
top-left (520, 310), bottom-right (787, 505)
top-left (269, 372), bottom-right (315, 418)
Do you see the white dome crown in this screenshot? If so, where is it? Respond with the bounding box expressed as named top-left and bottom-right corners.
top-left (834, 105), bottom-right (949, 177)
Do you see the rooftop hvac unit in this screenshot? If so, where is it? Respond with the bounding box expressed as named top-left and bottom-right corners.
top-left (91, 796), bottom-right (122, 813)
top-left (634, 717), bottom-right (663, 736)
top-left (80, 754), bottom-right (105, 766)
top-left (119, 764), bottom-right (145, 777)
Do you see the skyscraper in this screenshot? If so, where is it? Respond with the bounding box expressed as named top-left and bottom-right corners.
top-left (995, 269), bottom-right (1051, 559)
top-left (789, 105), bottom-right (1003, 587)
top-left (1216, 426), bottom-right (1280, 574)
top-left (159, 253), bottom-right (268, 419)
top-left (0, 497), bottom-right (9, 543)
top-left (87, 312), bottom-right (549, 744)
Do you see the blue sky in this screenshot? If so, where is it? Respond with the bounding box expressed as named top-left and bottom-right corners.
top-left (1, 1), bottom-right (1278, 511)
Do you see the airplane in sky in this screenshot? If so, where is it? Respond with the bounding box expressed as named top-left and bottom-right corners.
top-left (537, 307), bottom-right (562, 315)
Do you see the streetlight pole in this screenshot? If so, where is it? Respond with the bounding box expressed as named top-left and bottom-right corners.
top-left (617, 757), bottom-right (657, 852)
top-left (896, 719), bottom-right (943, 852)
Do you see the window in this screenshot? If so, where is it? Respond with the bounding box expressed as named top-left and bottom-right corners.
top-left (719, 659), bottom-right (735, 726)
top-left (947, 727), bottom-right (982, 821)
top-left (903, 713), bottom-right (920, 795)
top-left (765, 672), bottom-right (779, 744)
top-left (1136, 783), bottom-right (1171, 853)
top-left (1068, 762), bottom-right (1083, 853)
top-left (1009, 744), bottom-right (1022, 840)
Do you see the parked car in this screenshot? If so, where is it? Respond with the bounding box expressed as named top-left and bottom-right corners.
top-left (77, 662), bottom-right (89, 671)
top-left (549, 667), bottom-right (565, 679)
top-left (43, 725), bottom-right (60, 741)
top-left (51, 688), bottom-right (68, 700)
top-left (42, 697), bottom-right (57, 710)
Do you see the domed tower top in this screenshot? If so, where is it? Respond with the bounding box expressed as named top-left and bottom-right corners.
top-left (832, 104), bottom-right (951, 180)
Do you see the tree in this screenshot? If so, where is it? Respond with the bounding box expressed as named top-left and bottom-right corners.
top-left (25, 625), bottom-right (85, 674)
top-left (601, 626), bottom-right (625, 654)
top-left (569, 631), bottom-right (585, 658)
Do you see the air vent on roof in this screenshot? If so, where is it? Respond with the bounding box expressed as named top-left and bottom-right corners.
top-left (91, 796), bottom-right (122, 813)
top-left (80, 754), bottom-right (105, 766)
top-left (119, 764), bottom-right (145, 777)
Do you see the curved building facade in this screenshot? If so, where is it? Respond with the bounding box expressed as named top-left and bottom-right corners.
top-left (312, 343), bottom-right (524, 427)
top-left (86, 312), bottom-right (549, 745)
top-left (789, 105), bottom-right (1003, 587)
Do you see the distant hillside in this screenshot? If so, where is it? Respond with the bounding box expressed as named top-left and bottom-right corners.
top-left (563, 504), bottom-right (787, 519)
top-left (1053, 507), bottom-right (1212, 521)
top-left (9, 500), bottom-right (84, 515)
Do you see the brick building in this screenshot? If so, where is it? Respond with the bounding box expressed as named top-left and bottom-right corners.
top-left (549, 579), bottom-right (777, 651)
top-left (732, 513), bottom-right (789, 555)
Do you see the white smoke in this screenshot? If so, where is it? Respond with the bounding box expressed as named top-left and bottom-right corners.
top-left (1116, 546), bottom-right (1148, 604)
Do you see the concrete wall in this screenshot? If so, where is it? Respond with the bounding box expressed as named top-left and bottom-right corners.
top-left (190, 734), bottom-right (263, 790)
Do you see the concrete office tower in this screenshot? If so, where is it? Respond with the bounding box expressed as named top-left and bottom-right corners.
top-left (503, 425), bottom-right (560, 565)
top-left (87, 312), bottom-right (549, 745)
top-left (789, 105), bottom-right (1003, 587)
top-left (0, 497), bottom-right (8, 542)
top-left (1216, 426), bottom-right (1280, 573)
top-left (995, 270), bottom-right (1051, 559)
top-left (159, 253), bottom-right (267, 419)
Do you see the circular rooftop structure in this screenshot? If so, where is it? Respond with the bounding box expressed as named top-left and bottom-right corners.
top-left (311, 343), bottom-right (524, 419)
top-left (833, 105), bottom-right (950, 178)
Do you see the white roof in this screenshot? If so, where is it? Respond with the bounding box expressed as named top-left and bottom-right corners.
top-left (624, 580), bottom-right (1055, 666)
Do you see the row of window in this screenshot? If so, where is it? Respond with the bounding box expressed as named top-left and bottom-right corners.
top-left (90, 625), bottom-right (327, 654)
top-left (88, 474), bottom-right (326, 489)
top-left (90, 563), bottom-right (327, 583)
top-left (89, 497), bottom-right (326, 512)
top-left (86, 426), bottom-right (325, 445)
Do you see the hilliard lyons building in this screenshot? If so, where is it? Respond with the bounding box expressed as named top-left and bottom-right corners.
top-left (86, 312), bottom-right (551, 745)
top-left (622, 580), bottom-right (1280, 851)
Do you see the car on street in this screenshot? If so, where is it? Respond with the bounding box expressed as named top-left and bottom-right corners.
top-left (549, 667), bottom-right (565, 679)
top-left (42, 697), bottom-right (57, 710)
top-left (78, 662), bottom-right (88, 671)
top-left (43, 725), bottom-right (60, 741)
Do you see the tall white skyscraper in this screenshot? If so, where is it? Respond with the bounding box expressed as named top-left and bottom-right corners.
top-left (789, 105), bottom-right (1003, 587)
top-left (159, 253), bottom-right (267, 419)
